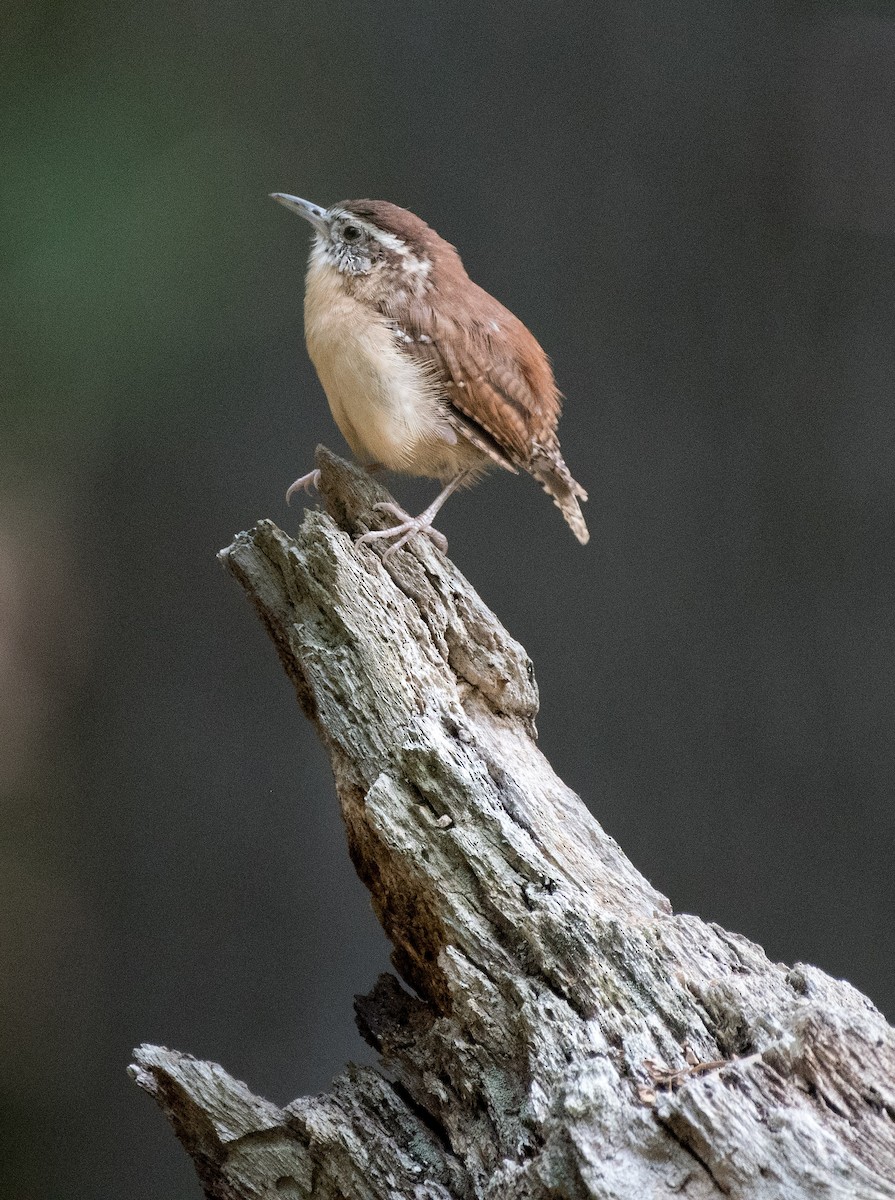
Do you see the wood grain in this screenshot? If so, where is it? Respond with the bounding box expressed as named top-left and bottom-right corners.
top-left (131, 448), bottom-right (895, 1199)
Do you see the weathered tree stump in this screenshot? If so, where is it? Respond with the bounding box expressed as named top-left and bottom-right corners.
top-left (130, 448), bottom-right (895, 1199)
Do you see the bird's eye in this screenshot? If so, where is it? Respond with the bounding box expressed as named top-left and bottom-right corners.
top-left (342, 224), bottom-right (362, 243)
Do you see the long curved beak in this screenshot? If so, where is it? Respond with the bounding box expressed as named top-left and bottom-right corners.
top-left (269, 193), bottom-right (328, 233)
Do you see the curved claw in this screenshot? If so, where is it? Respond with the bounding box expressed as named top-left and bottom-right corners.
top-left (354, 473), bottom-right (466, 558)
top-left (367, 502), bottom-right (448, 552)
top-left (372, 501), bottom-right (407, 519)
top-left (356, 514), bottom-right (449, 558)
top-left (421, 526), bottom-right (449, 554)
top-left (285, 468), bottom-right (321, 504)
top-left (382, 524), bottom-right (449, 559)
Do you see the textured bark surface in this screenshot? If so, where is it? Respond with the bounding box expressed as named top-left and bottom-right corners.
top-left (131, 448), bottom-right (895, 1199)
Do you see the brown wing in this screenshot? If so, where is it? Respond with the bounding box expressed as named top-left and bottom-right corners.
top-left (391, 281), bottom-right (563, 473)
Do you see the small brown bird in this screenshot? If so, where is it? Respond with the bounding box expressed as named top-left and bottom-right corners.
top-left (271, 193), bottom-right (589, 554)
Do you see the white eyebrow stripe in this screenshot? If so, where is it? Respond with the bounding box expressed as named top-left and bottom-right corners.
top-left (328, 210), bottom-right (401, 247)
top-left (330, 210), bottom-right (432, 279)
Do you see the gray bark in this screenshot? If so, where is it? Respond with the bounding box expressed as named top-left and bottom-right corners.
top-left (130, 447), bottom-right (895, 1200)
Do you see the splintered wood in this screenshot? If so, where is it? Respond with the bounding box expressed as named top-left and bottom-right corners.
top-left (131, 449), bottom-right (895, 1200)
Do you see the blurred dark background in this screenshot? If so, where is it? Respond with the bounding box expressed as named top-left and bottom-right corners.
top-left (2, 1), bottom-right (894, 1195)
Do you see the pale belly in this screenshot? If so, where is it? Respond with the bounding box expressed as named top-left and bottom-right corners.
top-left (304, 269), bottom-right (481, 479)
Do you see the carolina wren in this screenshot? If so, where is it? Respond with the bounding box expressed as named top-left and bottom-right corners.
top-left (271, 193), bottom-right (589, 554)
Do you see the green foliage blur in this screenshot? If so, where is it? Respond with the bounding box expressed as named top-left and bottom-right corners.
top-left (1, 0), bottom-right (300, 460)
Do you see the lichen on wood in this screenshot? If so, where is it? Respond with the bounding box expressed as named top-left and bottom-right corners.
top-left (131, 448), bottom-right (895, 1200)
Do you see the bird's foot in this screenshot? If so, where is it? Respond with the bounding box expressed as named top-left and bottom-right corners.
top-left (356, 501), bottom-right (449, 560)
top-left (285, 469), bottom-right (321, 504)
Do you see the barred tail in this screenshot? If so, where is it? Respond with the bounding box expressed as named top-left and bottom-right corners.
top-left (529, 449), bottom-right (590, 545)
top-left (556, 490), bottom-right (590, 545)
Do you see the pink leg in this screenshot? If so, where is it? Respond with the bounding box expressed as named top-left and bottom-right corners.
top-left (285, 462), bottom-right (384, 505)
top-left (356, 472), bottom-right (470, 560)
top-left (285, 469), bottom-right (320, 504)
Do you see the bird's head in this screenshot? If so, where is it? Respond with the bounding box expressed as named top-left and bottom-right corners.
top-left (270, 193), bottom-right (460, 302)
